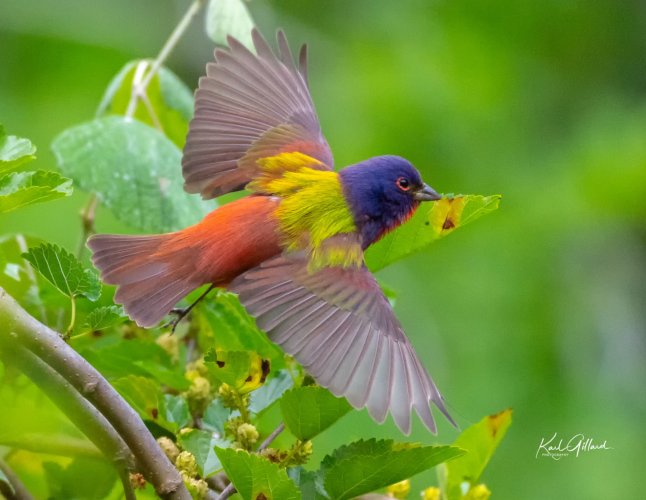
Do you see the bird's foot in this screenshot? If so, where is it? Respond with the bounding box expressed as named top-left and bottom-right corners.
top-left (163, 307), bottom-right (190, 333)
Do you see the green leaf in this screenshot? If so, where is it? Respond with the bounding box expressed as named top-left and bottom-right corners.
top-left (52, 116), bottom-right (214, 233)
top-left (206, 0), bottom-right (255, 50)
top-left (162, 394), bottom-right (191, 430)
top-left (365, 194), bottom-right (502, 271)
top-left (82, 305), bottom-right (126, 332)
top-left (249, 369), bottom-right (294, 415)
top-left (205, 349), bottom-right (267, 391)
top-left (215, 447), bottom-right (301, 500)
top-left (179, 429), bottom-right (229, 477)
top-left (43, 458), bottom-right (116, 499)
top-left (287, 467), bottom-right (328, 500)
top-left (440, 408), bottom-right (512, 500)
top-left (202, 398), bottom-right (233, 434)
top-left (321, 439), bottom-right (465, 500)
top-left (280, 386), bottom-right (351, 441)
top-left (0, 123), bottom-right (36, 172)
top-left (22, 243), bottom-right (101, 300)
top-left (97, 61), bottom-right (193, 148)
top-left (0, 170), bottom-right (72, 214)
top-left (112, 375), bottom-right (175, 431)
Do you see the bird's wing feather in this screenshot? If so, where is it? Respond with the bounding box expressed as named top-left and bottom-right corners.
top-left (231, 251), bottom-right (454, 434)
top-left (183, 29), bottom-right (333, 199)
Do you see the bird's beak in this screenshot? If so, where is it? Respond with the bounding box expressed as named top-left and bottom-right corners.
top-left (413, 183), bottom-right (442, 201)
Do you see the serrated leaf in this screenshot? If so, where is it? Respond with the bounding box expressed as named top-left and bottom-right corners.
top-left (215, 447), bottom-right (301, 500)
top-left (52, 116), bottom-right (213, 233)
top-left (249, 369), bottom-right (294, 415)
top-left (0, 170), bottom-right (72, 214)
top-left (440, 409), bottom-right (512, 500)
top-left (179, 429), bottom-right (230, 477)
top-left (280, 386), bottom-right (351, 441)
top-left (206, 0), bottom-right (255, 50)
top-left (365, 194), bottom-right (502, 271)
top-left (97, 61), bottom-right (193, 148)
top-left (22, 243), bottom-right (101, 300)
top-left (82, 305), bottom-right (125, 332)
top-left (0, 123), bottom-right (36, 172)
top-left (321, 439), bottom-right (464, 500)
top-left (205, 349), bottom-right (268, 393)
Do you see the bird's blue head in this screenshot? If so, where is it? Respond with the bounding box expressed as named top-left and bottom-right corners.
top-left (339, 155), bottom-right (441, 248)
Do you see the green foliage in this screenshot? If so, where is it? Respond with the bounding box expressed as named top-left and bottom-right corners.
top-left (51, 116), bottom-right (213, 233)
top-left (82, 305), bottom-right (126, 332)
top-left (22, 243), bottom-right (101, 301)
top-left (439, 409), bottom-right (512, 500)
top-left (206, 0), bottom-right (255, 50)
top-left (318, 439), bottom-right (464, 500)
top-left (365, 195), bottom-right (501, 271)
top-left (280, 386), bottom-right (351, 441)
top-left (249, 369), bottom-right (294, 414)
top-left (97, 61), bottom-right (193, 148)
top-left (43, 459), bottom-right (116, 499)
top-left (0, 170), bottom-right (72, 214)
top-left (179, 429), bottom-right (229, 477)
top-left (215, 447), bottom-right (301, 500)
top-left (0, 123), bottom-right (36, 172)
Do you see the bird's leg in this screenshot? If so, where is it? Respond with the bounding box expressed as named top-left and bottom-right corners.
top-left (166, 284), bottom-right (216, 333)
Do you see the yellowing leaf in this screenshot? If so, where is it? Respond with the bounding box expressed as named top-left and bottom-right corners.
top-left (365, 194), bottom-right (502, 272)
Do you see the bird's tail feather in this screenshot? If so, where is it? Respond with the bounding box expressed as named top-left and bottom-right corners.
top-left (88, 233), bottom-right (202, 327)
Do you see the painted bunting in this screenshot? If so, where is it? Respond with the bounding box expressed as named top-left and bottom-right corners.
top-left (89, 29), bottom-right (454, 434)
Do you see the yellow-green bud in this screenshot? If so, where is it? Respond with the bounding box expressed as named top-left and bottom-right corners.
top-left (237, 423), bottom-right (259, 449)
top-left (464, 484), bottom-right (491, 500)
top-left (175, 451), bottom-right (198, 477)
top-left (157, 436), bottom-right (180, 463)
top-left (181, 471), bottom-right (209, 499)
top-left (421, 487), bottom-right (441, 500)
top-left (386, 479), bottom-right (410, 498)
top-left (156, 332), bottom-right (179, 361)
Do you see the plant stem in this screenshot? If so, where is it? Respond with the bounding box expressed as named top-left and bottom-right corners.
top-left (0, 287), bottom-right (191, 499)
top-left (125, 0), bottom-right (205, 118)
top-left (66, 295), bottom-right (76, 337)
top-left (217, 423), bottom-right (286, 500)
top-left (0, 457), bottom-right (34, 500)
top-left (76, 193), bottom-right (98, 259)
top-left (0, 434), bottom-right (102, 459)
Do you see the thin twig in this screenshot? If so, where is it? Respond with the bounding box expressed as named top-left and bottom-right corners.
top-left (76, 193), bottom-right (98, 259)
top-left (125, 0), bottom-right (205, 118)
top-left (0, 434), bottom-right (102, 459)
top-left (0, 287), bottom-right (191, 499)
top-left (217, 423), bottom-right (286, 500)
top-left (0, 456), bottom-right (35, 500)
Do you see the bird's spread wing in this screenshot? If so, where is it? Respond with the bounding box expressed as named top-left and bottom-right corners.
top-left (230, 247), bottom-right (454, 434)
top-left (183, 29), bottom-right (334, 199)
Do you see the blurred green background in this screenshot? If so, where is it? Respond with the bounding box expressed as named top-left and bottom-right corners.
top-left (1, 0), bottom-right (645, 498)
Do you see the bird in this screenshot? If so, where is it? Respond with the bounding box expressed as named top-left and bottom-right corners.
top-left (88, 29), bottom-right (454, 435)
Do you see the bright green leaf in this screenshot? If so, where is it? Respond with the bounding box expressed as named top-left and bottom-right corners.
top-left (215, 447), bottom-right (301, 500)
top-left (321, 439), bottom-right (465, 500)
top-left (249, 369), bottom-right (294, 415)
top-left (205, 349), bottom-right (267, 391)
top-left (52, 116), bottom-right (213, 233)
top-left (0, 123), bottom-right (36, 172)
top-left (179, 429), bottom-right (229, 477)
top-left (82, 305), bottom-right (125, 332)
top-left (43, 458), bottom-right (116, 499)
top-left (440, 408), bottom-right (512, 500)
top-left (280, 386), bottom-right (351, 441)
top-left (112, 375), bottom-right (174, 431)
top-left (202, 398), bottom-right (233, 435)
top-left (0, 170), bottom-right (72, 214)
top-left (22, 243), bottom-right (101, 300)
top-left (365, 194), bottom-right (502, 271)
top-left (206, 0), bottom-right (255, 50)
top-left (97, 61), bottom-right (193, 148)
top-left (287, 467), bottom-right (328, 500)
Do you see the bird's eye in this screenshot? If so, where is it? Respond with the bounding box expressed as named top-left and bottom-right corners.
top-left (396, 177), bottom-right (411, 191)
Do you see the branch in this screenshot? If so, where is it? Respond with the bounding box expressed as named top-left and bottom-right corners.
top-left (0, 434), bottom-right (102, 459)
top-left (217, 423), bottom-right (286, 500)
top-left (0, 456), bottom-right (34, 500)
top-left (125, 0), bottom-right (205, 118)
top-left (0, 287), bottom-right (191, 499)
